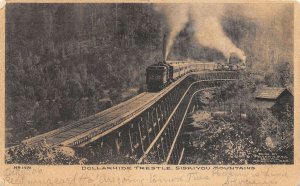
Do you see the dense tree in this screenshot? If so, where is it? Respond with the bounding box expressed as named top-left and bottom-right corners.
top-left (265, 62), bottom-right (293, 87)
top-left (5, 4), bottom-right (293, 146)
top-left (6, 143), bottom-right (85, 165)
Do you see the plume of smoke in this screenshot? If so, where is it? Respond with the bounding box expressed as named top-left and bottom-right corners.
top-left (155, 4), bottom-right (246, 62)
top-left (154, 4), bottom-right (189, 60)
top-left (193, 16), bottom-right (246, 61)
top-left (190, 4), bottom-right (246, 62)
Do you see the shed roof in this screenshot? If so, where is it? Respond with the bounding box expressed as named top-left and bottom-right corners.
top-left (256, 87), bottom-right (286, 100)
top-left (287, 87), bottom-right (294, 96)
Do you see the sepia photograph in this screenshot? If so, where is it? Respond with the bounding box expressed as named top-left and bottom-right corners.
top-left (4, 3), bottom-right (294, 166)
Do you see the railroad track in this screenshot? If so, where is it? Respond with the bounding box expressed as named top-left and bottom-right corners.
top-left (17, 71), bottom-right (237, 148)
top-left (22, 91), bottom-right (148, 145)
top-left (62, 74), bottom-right (237, 147)
top-left (21, 71), bottom-right (189, 146)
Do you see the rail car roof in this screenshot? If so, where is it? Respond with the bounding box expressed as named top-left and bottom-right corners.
top-left (147, 65), bottom-right (167, 70)
top-left (166, 61), bottom-right (215, 64)
top-left (169, 63), bottom-right (184, 68)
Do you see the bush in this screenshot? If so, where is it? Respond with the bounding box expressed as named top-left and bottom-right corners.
top-left (6, 142), bottom-right (86, 165)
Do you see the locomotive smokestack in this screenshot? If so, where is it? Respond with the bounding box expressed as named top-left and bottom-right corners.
top-left (163, 33), bottom-right (167, 63)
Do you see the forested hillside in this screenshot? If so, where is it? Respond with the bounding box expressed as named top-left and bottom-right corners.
top-left (5, 4), bottom-right (293, 145)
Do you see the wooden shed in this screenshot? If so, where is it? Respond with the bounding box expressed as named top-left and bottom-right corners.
top-left (255, 87), bottom-right (293, 111)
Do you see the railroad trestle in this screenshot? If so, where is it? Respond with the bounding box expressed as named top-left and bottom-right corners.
top-left (75, 72), bottom-right (239, 164)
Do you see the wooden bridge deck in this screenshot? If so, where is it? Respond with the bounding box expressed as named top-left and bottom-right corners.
top-left (22, 71), bottom-right (194, 147)
top-left (20, 71), bottom-right (237, 148)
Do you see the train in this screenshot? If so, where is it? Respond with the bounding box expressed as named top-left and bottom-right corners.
top-left (146, 61), bottom-right (246, 91)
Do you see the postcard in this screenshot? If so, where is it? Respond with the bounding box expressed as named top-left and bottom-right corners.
top-left (0, 1), bottom-right (299, 185)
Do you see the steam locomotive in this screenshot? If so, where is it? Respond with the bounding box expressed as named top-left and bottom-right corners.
top-left (146, 61), bottom-right (245, 91)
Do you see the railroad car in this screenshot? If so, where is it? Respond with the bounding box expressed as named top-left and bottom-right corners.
top-left (146, 61), bottom-right (215, 91)
top-left (223, 64), bottom-right (230, 71)
top-left (229, 64), bottom-right (238, 71)
top-left (169, 62), bottom-right (184, 80)
top-left (217, 63), bottom-right (224, 71)
top-left (146, 60), bottom-right (244, 91)
top-left (237, 63), bottom-right (246, 70)
top-left (204, 63), bottom-right (218, 71)
top-left (146, 63), bottom-right (169, 91)
top-left (228, 54), bottom-right (247, 70)
top-left (192, 62), bottom-right (206, 71)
